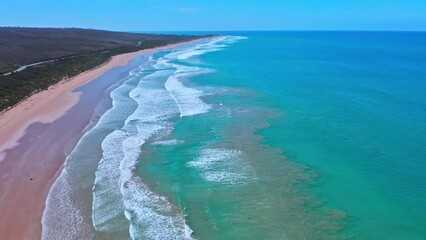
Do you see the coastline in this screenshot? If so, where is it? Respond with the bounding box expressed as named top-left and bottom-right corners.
top-left (0, 37), bottom-right (210, 240)
top-left (0, 38), bottom-right (209, 160)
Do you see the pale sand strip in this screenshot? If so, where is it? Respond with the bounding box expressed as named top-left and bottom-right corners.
top-left (0, 38), bottom-right (205, 161)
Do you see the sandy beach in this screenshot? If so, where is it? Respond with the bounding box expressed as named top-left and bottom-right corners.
top-left (0, 38), bottom-right (207, 240)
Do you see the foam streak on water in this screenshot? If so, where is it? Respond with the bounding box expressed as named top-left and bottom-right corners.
top-left (159, 36), bottom-right (247, 117)
top-left (120, 74), bottom-right (191, 238)
top-left (94, 66), bottom-right (196, 238)
top-left (92, 130), bottom-right (128, 232)
top-left (187, 148), bottom-right (256, 185)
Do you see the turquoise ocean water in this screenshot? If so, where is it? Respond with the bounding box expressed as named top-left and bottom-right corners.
top-left (43, 32), bottom-right (426, 239)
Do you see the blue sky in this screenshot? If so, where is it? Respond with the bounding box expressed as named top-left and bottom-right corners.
top-left (1, 0), bottom-right (425, 31)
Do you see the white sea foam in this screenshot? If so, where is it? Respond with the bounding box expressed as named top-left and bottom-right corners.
top-left (42, 168), bottom-right (93, 240)
top-left (129, 69), bottom-right (139, 76)
top-left (106, 35), bottom-right (247, 236)
top-left (162, 36), bottom-right (236, 62)
top-left (92, 65), bottom-right (194, 239)
top-left (120, 131), bottom-right (193, 240)
top-left (117, 103), bottom-right (192, 238)
top-left (151, 139), bottom-right (184, 146)
top-left (127, 87), bottom-right (177, 123)
top-left (188, 148), bottom-right (255, 185)
top-left (174, 47), bottom-right (222, 60)
top-left (221, 36), bottom-right (248, 45)
top-left (118, 68), bottom-right (193, 238)
top-left (164, 74), bottom-right (211, 117)
top-left (187, 148), bottom-right (242, 169)
top-left (203, 171), bottom-right (247, 185)
top-left (164, 40), bottom-right (225, 61)
top-left (159, 36), bottom-right (248, 117)
top-left (92, 130), bottom-right (129, 232)
top-left (153, 57), bottom-right (173, 71)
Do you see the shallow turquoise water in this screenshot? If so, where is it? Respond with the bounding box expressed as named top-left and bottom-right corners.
top-left (136, 32), bottom-right (426, 239)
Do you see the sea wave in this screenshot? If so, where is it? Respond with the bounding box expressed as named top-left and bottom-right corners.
top-left (93, 36), bottom-right (247, 238)
top-left (42, 168), bottom-right (93, 240)
top-left (92, 130), bottom-right (128, 232)
top-left (92, 63), bottom-right (192, 239)
top-left (164, 74), bottom-right (210, 117)
top-left (120, 128), bottom-right (193, 240)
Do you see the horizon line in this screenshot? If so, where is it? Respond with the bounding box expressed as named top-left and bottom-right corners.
top-left (1, 26), bottom-right (426, 33)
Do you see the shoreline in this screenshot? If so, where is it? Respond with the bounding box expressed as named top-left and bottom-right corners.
top-left (0, 38), bottom-right (209, 161)
top-left (0, 37), bottom-right (211, 240)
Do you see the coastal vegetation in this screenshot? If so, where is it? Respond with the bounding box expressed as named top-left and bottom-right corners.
top-left (0, 27), bottom-right (205, 112)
